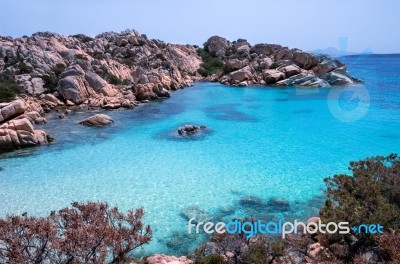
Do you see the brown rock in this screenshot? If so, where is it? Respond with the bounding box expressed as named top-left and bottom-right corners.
top-left (146, 254), bottom-right (193, 264)
top-left (79, 114), bottom-right (114, 127)
top-left (262, 69), bottom-right (285, 84)
top-left (0, 100), bottom-right (26, 123)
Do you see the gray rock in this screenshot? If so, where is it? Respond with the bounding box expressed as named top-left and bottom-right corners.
top-left (263, 69), bottom-right (285, 84)
top-left (177, 124), bottom-right (206, 136)
top-left (0, 100), bottom-right (26, 123)
top-left (79, 114), bottom-right (114, 127)
top-left (204, 36), bottom-right (229, 57)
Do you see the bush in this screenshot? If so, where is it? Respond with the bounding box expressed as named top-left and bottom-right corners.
top-left (320, 154), bottom-right (400, 233)
top-left (195, 254), bottom-right (227, 264)
top-left (0, 72), bottom-right (24, 103)
top-left (53, 63), bottom-right (66, 77)
top-left (104, 72), bottom-right (129, 85)
top-left (197, 49), bottom-right (226, 77)
top-left (319, 154), bottom-right (400, 262)
top-left (0, 201), bottom-right (152, 264)
top-left (42, 75), bottom-right (59, 92)
top-left (16, 62), bottom-right (32, 74)
top-left (269, 62), bottom-right (279, 69)
top-left (41, 64), bottom-right (66, 92)
top-left (72, 34), bottom-right (94, 43)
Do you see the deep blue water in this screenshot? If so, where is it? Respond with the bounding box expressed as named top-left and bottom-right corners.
top-left (0, 54), bottom-right (399, 255)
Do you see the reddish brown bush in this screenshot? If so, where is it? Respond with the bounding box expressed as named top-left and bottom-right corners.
top-left (0, 202), bottom-right (152, 264)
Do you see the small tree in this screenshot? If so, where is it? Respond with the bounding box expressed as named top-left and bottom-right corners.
top-left (0, 202), bottom-right (152, 264)
top-left (319, 154), bottom-right (400, 262)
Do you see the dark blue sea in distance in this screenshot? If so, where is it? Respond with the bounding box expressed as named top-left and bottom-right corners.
top-left (0, 54), bottom-right (399, 255)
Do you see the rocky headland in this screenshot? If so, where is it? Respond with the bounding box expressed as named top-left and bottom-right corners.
top-left (0, 30), bottom-right (360, 151)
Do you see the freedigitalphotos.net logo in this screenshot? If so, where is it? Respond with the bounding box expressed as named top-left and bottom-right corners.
top-left (188, 218), bottom-right (384, 239)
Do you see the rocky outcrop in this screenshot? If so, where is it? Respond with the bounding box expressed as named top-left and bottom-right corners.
top-left (0, 30), bottom-right (360, 153)
top-left (0, 99), bottom-right (51, 151)
top-left (0, 30), bottom-right (202, 111)
top-left (200, 36), bottom-right (360, 87)
top-left (0, 117), bottom-right (49, 150)
top-left (79, 114), bottom-right (113, 127)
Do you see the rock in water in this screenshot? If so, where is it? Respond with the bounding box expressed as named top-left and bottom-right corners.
top-left (267, 197), bottom-right (290, 211)
top-left (0, 118), bottom-right (50, 149)
top-left (79, 114), bottom-right (114, 127)
top-left (177, 124), bottom-right (206, 136)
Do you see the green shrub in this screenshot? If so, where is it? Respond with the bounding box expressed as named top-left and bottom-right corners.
top-left (16, 62), bottom-right (32, 74)
top-left (269, 62), bottom-right (279, 69)
top-left (320, 154), bottom-right (400, 233)
top-left (197, 49), bottom-right (226, 77)
top-left (52, 63), bottom-right (66, 77)
top-left (41, 64), bottom-right (66, 92)
top-left (42, 75), bottom-right (58, 92)
top-left (195, 254), bottom-right (227, 264)
top-left (0, 73), bottom-right (24, 103)
top-left (104, 72), bottom-right (129, 85)
top-left (243, 243), bottom-right (269, 264)
top-left (72, 34), bottom-right (94, 43)
top-left (154, 53), bottom-right (167, 61)
top-left (319, 154), bottom-right (400, 262)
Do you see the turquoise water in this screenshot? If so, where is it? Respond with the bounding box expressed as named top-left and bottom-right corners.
top-left (0, 55), bottom-right (399, 255)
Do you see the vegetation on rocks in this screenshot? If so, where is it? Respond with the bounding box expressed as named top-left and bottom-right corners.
top-left (42, 63), bottom-right (66, 91)
top-left (0, 72), bottom-right (24, 103)
top-left (197, 49), bottom-right (232, 77)
top-left (0, 201), bottom-right (152, 264)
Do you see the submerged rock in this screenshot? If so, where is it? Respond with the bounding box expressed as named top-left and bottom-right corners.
top-left (79, 114), bottom-right (113, 127)
top-left (267, 197), bottom-right (290, 211)
top-left (180, 205), bottom-right (210, 223)
top-left (238, 195), bottom-right (264, 207)
top-left (177, 124), bottom-right (207, 136)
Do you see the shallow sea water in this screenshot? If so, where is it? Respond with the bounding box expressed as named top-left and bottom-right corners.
top-left (0, 54), bottom-right (399, 255)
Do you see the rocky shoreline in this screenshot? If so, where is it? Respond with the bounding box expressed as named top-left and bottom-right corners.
top-left (1, 29), bottom-right (360, 152)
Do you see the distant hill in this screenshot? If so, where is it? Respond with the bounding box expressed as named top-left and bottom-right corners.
top-left (311, 47), bottom-right (362, 57)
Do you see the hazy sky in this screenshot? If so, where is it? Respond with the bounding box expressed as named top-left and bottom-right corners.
top-left (1, 0), bottom-right (399, 53)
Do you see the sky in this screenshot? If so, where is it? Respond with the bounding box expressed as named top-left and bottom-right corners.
top-left (1, 0), bottom-right (399, 54)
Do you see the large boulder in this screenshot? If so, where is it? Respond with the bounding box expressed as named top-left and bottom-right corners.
top-left (0, 100), bottom-right (26, 123)
top-left (312, 57), bottom-right (344, 75)
top-left (321, 71), bottom-right (354, 86)
top-left (204, 36), bottom-right (229, 57)
top-left (262, 69), bottom-right (285, 84)
top-left (278, 65), bottom-right (302, 78)
top-left (0, 118), bottom-right (49, 149)
top-left (292, 51), bottom-right (320, 70)
top-left (79, 114), bottom-right (114, 127)
top-left (230, 66), bottom-right (252, 83)
top-left (57, 65), bottom-right (117, 104)
top-left (251, 43), bottom-right (282, 56)
top-left (276, 73), bottom-right (330, 87)
top-left (84, 71), bottom-right (115, 96)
